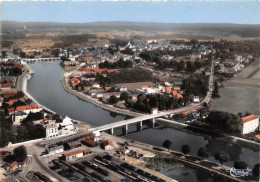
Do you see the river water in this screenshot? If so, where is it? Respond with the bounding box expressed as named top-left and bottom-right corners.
top-left (27, 61), bottom-right (259, 181)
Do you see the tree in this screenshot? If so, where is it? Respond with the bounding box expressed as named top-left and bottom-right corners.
top-left (182, 144), bottom-right (190, 156)
top-left (197, 147), bottom-right (210, 160)
top-left (120, 91), bottom-right (129, 101)
top-left (215, 151), bottom-right (229, 166)
top-left (109, 95), bottom-right (118, 104)
top-left (234, 161), bottom-right (247, 169)
top-left (162, 139), bottom-right (172, 152)
top-left (252, 164), bottom-right (259, 178)
top-left (13, 145), bottom-right (27, 162)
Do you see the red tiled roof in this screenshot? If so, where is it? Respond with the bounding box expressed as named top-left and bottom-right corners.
top-left (15, 104), bottom-right (41, 112)
top-left (103, 140), bottom-right (114, 147)
top-left (104, 87), bottom-right (112, 90)
top-left (241, 114), bottom-right (258, 123)
top-left (176, 93), bottom-right (183, 99)
top-left (172, 91), bottom-right (177, 96)
top-left (8, 161), bottom-right (18, 168)
top-left (82, 137), bottom-right (95, 146)
top-left (182, 109), bottom-right (196, 115)
top-left (63, 150), bottom-right (83, 157)
top-left (70, 78), bottom-right (80, 86)
top-left (80, 68), bottom-right (117, 73)
top-left (141, 86), bottom-right (148, 89)
top-left (5, 99), bottom-right (20, 106)
top-left (2, 92), bottom-right (17, 98)
top-left (165, 87), bottom-right (172, 93)
top-left (82, 148), bottom-right (92, 154)
top-left (8, 107), bottom-right (15, 114)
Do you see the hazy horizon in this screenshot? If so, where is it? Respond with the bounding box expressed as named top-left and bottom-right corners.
top-left (2, 1), bottom-right (260, 24)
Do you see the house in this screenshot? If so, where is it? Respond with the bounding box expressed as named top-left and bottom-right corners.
top-left (82, 148), bottom-right (92, 155)
top-left (0, 78), bottom-right (14, 89)
top-left (6, 161), bottom-right (24, 170)
top-left (45, 121), bottom-right (59, 139)
top-left (82, 137), bottom-right (97, 147)
top-left (172, 91), bottom-right (178, 97)
top-left (63, 150), bottom-right (83, 161)
top-left (141, 86), bottom-right (148, 89)
top-left (58, 117), bottom-right (76, 135)
top-left (5, 99), bottom-right (20, 106)
top-left (104, 86), bottom-right (112, 90)
top-left (47, 145), bottom-right (64, 155)
top-left (165, 87), bottom-right (172, 93)
top-left (64, 141), bottom-right (82, 150)
top-left (193, 96), bottom-right (200, 103)
top-left (151, 108), bottom-right (158, 115)
top-left (241, 114), bottom-right (259, 135)
top-left (119, 147), bottom-right (129, 155)
top-left (176, 93), bottom-right (183, 99)
top-left (118, 85), bottom-right (127, 92)
top-left (172, 86), bottom-right (181, 91)
top-left (8, 104), bottom-right (42, 115)
top-left (92, 83), bottom-right (100, 89)
top-left (2, 92), bottom-right (18, 99)
top-left (103, 140), bottom-right (114, 150)
top-left (182, 109), bottom-right (196, 116)
top-left (70, 78), bottom-right (80, 86)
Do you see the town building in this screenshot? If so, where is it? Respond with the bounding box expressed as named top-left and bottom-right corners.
top-left (58, 117), bottom-right (76, 135)
top-left (47, 145), bottom-right (64, 155)
top-left (63, 150), bottom-right (84, 162)
top-left (103, 140), bottom-right (114, 150)
top-left (45, 121), bottom-right (59, 139)
top-left (241, 114), bottom-right (259, 135)
top-left (12, 111), bottom-right (28, 125)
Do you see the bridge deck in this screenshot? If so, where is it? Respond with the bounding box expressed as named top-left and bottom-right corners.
top-left (91, 112), bottom-right (167, 132)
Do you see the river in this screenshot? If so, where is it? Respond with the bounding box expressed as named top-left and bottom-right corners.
top-left (27, 61), bottom-right (259, 181)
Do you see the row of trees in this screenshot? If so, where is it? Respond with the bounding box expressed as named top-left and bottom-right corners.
top-left (99, 59), bottom-right (133, 69)
top-left (161, 140), bottom-right (259, 178)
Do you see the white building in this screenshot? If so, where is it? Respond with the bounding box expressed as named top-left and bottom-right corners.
top-left (45, 121), bottom-right (59, 139)
top-left (63, 150), bottom-right (83, 161)
top-left (241, 114), bottom-right (259, 135)
top-left (193, 96), bottom-right (200, 103)
top-left (58, 117), bottom-right (76, 136)
top-left (47, 145), bottom-right (64, 155)
top-left (103, 140), bottom-right (114, 150)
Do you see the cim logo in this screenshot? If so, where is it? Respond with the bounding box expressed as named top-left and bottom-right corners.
top-left (227, 167), bottom-right (252, 178)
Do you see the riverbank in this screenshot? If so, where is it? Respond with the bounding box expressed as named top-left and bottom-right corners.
top-left (61, 75), bottom-right (143, 117)
top-left (157, 118), bottom-right (260, 151)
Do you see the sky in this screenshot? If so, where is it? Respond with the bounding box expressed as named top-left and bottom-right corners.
top-left (2, 1), bottom-right (260, 24)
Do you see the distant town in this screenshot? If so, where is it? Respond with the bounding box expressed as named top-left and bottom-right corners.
top-left (1, 30), bottom-right (260, 182)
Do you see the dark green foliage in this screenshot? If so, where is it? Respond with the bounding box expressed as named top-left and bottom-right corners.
top-left (206, 111), bottom-right (242, 133)
top-left (108, 68), bottom-right (152, 84)
top-left (110, 39), bottom-right (128, 47)
top-left (252, 164), bottom-right (259, 177)
top-left (21, 112), bottom-right (43, 124)
top-left (212, 81), bottom-right (220, 98)
top-left (183, 74), bottom-right (209, 96)
top-left (121, 47), bottom-right (134, 55)
top-left (109, 95), bottom-right (118, 104)
top-left (197, 147), bottom-right (210, 159)
top-left (182, 144), bottom-right (190, 155)
top-left (0, 128), bottom-right (16, 148)
top-left (162, 139), bottom-right (172, 151)
top-left (99, 59), bottom-right (133, 69)
top-left (234, 161), bottom-right (247, 169)
top-left (13, 145), bottom-right (27, 162)
top-left (120, 91), bottom-right (129, 101)
top-left (215, 151), bottom-right (229, 166)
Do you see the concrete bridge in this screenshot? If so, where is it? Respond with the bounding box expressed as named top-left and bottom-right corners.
top-left (90, 112), bottom-right (168, 135)
top-left (21, 57), bottom-right (60, 62)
